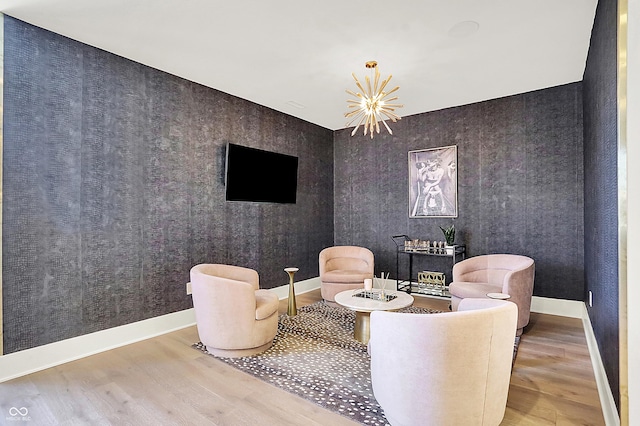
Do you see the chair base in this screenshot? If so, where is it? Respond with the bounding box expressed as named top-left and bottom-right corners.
top-left (205, 340), bottom-right (274, 358)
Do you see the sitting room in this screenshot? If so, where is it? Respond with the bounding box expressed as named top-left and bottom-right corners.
top-left (0, 1), bottom-right (638, 425)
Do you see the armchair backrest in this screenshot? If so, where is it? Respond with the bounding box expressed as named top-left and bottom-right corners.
top-left (190, 264), bottom-right (261, 341)
top-left (453, 254), bottom-right (534, 291)
top-left (369, 298), bottom-right (517, 426)
top-left (319, 246), bottom-right (374, 275)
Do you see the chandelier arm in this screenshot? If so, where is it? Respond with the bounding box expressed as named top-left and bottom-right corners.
top-left (346, 109), bottom-right (366, 126)
top-left (350, 112), bottom-right (368, 136)
top-left (346, 101), bottom-right (364, 108)
top-left (381, 105), bottom-right (403, 111)
top-left (377, 76), bottom-right (392, 93)
top-left (365, 76), bottom-right (373, 98)
top-left (370, 113), bottom-right (379, 135)
top-left (381, 86), bottom-right (400, 98)
top-left (353, 79), bottom-right (368, 98)
top-left (380, 110), bottom-right (401, 122)
top-left (345, 108), bottom-right (366, 119)
top-left (381, 119), bottom-right (394, 135)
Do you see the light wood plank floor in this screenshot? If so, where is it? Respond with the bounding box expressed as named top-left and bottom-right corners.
top-left (0, 289), bottom-right (605, 425)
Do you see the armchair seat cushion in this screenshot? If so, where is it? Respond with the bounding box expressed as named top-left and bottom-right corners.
top-left (323, 270), bottom-right (372, 283)
top-left (449, 281), bottom-right (501, 299)
top-left (255, 289), bottom-right (279, 320)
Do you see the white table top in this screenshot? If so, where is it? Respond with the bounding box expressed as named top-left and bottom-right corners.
top-left (487, 292), bottom-right (511, 300)
top-left (334, 289), bottom-right (414, 313)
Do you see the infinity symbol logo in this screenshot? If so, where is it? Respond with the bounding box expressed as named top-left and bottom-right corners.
top-left (9, 407), bottom-right (28, 416)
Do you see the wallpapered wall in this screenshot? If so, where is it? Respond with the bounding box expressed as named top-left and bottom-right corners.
top-left (334, 83), bottom-right (585, 300)
top-left (582, 0), bottom-right (620, 411)
top-left (2, 16), bottom-right (334, 354)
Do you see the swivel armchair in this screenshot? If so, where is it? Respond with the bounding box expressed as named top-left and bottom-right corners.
top-left (190, 264), bottom-right (279, 357)
top-left (319, 246), bottom-right (374, 303)
top-left (448, 254), bottom-right (535, 336)
top-left (369, 298), bottom-right (518, 426)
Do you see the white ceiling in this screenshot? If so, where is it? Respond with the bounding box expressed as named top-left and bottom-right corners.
top-left (1, 0), bottom-right (598, 131)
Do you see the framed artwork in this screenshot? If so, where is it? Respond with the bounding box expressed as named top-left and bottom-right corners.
top-left (408, 145), bottom-right (458, 218)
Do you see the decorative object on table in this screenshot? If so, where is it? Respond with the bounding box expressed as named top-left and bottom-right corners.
top-left (364, 278), bottom-right (373, 291)
top-left (440, 224), bottom-right (456, 254)
top-left (285, 267), bottom-right (299, 316)
top-left (408, 145), bottom-right (458, 218)
top-left (418, 271), bottom-right (447, 295)
top-left (344, 60), bottom-right (403, 139)
top-left (352, 289), bottom-right (398, 302)
top-left (374, 272), bottom-right (390, 299)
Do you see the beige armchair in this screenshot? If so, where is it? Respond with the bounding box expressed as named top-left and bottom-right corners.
top-left (190, 264), bottom-right (279, 357)
top-left (448, 254), bottom-right (535, 336)
top-left (369, 298), bottom-right (518, 426)
top-left (319, 246), bottom-right (374, 302)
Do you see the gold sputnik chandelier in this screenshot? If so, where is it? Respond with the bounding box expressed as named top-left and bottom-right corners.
top-left (344, 61), bottom-right (403, 139)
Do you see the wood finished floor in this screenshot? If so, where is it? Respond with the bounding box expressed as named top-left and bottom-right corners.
top-left (0, 289), bottom-right (605, 425)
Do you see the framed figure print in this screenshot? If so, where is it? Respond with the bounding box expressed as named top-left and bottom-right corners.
top-left (408, 145), bottom-right (458, 218)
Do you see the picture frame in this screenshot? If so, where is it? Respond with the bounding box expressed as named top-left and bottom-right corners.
top-left (408, 145), bottom-right (458, 218)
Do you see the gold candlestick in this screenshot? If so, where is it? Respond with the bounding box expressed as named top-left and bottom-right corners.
top-left (285, 267), bottom-right (299, 316)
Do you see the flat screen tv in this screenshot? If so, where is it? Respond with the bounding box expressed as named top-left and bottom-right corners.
top-left (225, 143), bottom-right (298, 203)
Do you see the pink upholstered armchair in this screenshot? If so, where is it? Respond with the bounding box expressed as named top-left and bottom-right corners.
top-left (190, 264), bottom-right (279, 357)
top-left (319, 246), bottom-right (374, 302)
top-left (448, 254), bottom-right (535, 336)
top-left (369, 298), bottom-right (518, 426)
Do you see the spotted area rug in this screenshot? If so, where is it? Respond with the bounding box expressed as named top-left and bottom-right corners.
top-left (193, 302), bottom-right (520, 425)
top-left (193, 302), bottom-right (443, 425)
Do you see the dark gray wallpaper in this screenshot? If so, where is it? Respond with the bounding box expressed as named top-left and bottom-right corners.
top-left (583, 0), bottom-right (620, 411)
top-left (334, 83), bottom-right (584, 300)
top-left (2, 16), bottom-right (334, 354)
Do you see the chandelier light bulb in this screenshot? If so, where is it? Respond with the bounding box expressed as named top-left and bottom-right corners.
top-left (345, 61), bottom-right (403, 139)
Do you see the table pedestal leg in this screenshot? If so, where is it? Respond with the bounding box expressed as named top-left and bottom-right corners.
top-left (354, 311), bottom-right (371, 344)
top-left (284, 267), bottom-right (299, 316)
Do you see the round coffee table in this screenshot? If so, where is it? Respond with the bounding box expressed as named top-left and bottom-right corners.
top-left (334, 289), bottom-right (414, 344)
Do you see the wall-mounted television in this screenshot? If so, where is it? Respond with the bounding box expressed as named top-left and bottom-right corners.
top-left (225, 143), bottom-right (298, 203)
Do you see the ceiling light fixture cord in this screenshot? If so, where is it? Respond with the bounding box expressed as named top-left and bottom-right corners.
top-left (345, 61), bottom-right (403, 139)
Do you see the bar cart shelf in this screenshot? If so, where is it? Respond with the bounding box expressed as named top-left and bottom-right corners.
top-left (391, 234), bottom-right (466, 297)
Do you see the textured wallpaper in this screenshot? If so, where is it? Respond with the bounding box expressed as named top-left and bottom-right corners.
top-left (334, 83), bottom-right (585, 300)
top-left (582, 0), bottom-right (620, 411)
top-left (2, 16), bottom-right (334, 354)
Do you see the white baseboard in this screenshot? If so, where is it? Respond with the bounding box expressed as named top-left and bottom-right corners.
top-left (581, 306), bottom-right (620, 426)
top-left (0, 309), bottom-right (196, 383)
top-left (530, 296), bottom-right (585, 318)
top-left (0, 275), bottom-right (620, 426)
top-left (0, 277), bottom-right (321, 383)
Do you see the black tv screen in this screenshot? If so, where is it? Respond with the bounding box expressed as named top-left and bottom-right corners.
top-left (225, 143), bottom-right (298, 203)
